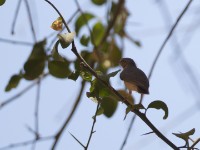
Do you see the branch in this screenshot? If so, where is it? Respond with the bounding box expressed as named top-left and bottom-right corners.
top-left (0, 73), bottom-right (48, 110)
top-left (0, 136), bottom-right (54, 150)
top-left (120, 0), bottom-right (193, 148)
top-left (0, 37), bottom-right (33, 46)
top-left (148, 0), bottom-right (193, 80)
top-left (24, 0), bottom-right (37, 42)
top-left (45, 1), bottom-right (179, 149)
top-left (51, 81), bottom-right (86, 150)
top-left (85, 102), bottom-right (100, 150)
top-left (11, 0), bottom-right (22, 35)
top-left (31, 79), bottom-right (41, 150)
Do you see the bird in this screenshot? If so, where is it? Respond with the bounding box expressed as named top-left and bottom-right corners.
top-left (119, 58), bottom-right (149, 95)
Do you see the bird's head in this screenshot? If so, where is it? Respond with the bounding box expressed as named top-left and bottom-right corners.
top-left (120, 58), bottom-right (137, 68)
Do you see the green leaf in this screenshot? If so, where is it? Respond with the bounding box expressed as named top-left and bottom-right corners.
top-left (51, 40), bottom-right (65, 62)
top-left (75, 13), bottom-right (94, 35)
top-left (147, 100), bottom-right (168, 120)
top-left (23, 40), bottom-right (46, 80)
top-left (27, 40), bottom-right (46, 60)
top-left (0, 0), bottom-right (6, 6)
top-left (48, 60), bottom-right (70, 78)
top-left (80, 71), bottom-right (92, 81)
top-left (173, 128), bottom-right (195, 142)
top-left (58, 32), bottom-right (75, 48)
top-left (23, 59), bottom-right (45, 80)
top-left (124, 105), bottom-right (133, 120)
top-left (91, 22), bottom-right (105, 46)
top-left (91, 0), bottom-right (106, 5)
top-left (80, 35), bottom-right (90, 46)
top-left (107, 69), bottom-right (121, 78)
top-left (68, 71), bottom-right (79, 81)
top-left (108, 40), bottom-right (122, 67)
top-left (101, 96), bottom-right (118, 118)
top-left (5, 74), bottom-right (21, 92)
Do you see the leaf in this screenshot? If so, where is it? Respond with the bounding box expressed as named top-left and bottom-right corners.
top-left (23, 40), bottom-right (46, 80)
top-left (48, 60), bottom-right (70, 78)
top-left (68, 71), bottom-right (79, 81)
top-left (75, 13), bottom-right (94, 35)
top-left (91, 0), bottom-right (106, 5)
top-left (91, 22), bottom-right (105, 46)
top-left (0, 0), bottom-right (6, 6)
top-left (80, 35), bottom-right (90, 46)
top-left (124, 105), bottom-right (133, 120)
top-left (58, 32), bottom-right (75, 48)
top-left (51, 17), bottom-right (63, 31)
top-left (80, 71), bottom-right (92, 81)
top-left (147, 100), bottom-right (168, 120)
top-left (51, 40), bottom-right (65, 62)
top-left (101, 96), bottom-right (118, 118)
top-left (108, 40), bottom-right (122, 67)
top-left (27, 40), bottom-right (46, 60)
top-left (23, 59), bottom-right (45, 80)
top-left (5, 74), bottom-right (21, 92)
top-left (173, 128), bottom-right (195, 142)
top-left (107, 69), bottom-right (121, 78)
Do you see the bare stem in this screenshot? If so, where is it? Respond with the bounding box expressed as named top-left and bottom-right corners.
top-left (24, 0), bottom-right (37, 42)
top-left (85, 103), bottom-right (100, 149)
top-left (11, 0), bottom-right (22, 35)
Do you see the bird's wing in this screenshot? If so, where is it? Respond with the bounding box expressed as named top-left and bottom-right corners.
top-left (120, 67), bottom-right (149, 93)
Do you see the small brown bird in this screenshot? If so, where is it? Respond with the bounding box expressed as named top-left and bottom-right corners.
top-left (120, 58), bottom-right (149, 95)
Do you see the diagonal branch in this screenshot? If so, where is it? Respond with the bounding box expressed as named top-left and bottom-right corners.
top-left (148, 0), bottom-right (193, 80)
top-left (11, 0), bottom-right (23, 35)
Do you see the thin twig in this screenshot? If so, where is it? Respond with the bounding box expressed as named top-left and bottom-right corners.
top-left (148, 0), bottom-right (193, 80)
top-left (51, 81), bottom-right (86, 150)
top-left (69, 132), bottom-right (85, 148)
top-left (11, 0), bottom-right (23, 35)
top-left (85, 102), bottom-right (100, 149)
top-left (0, 135), bottom-right (54, 150)
top-left (24, 0), bottom-right (37, 42)
top-left (45, 1), bottom-right (179, 149)
top-left (0, 73), bottom-right (48, 110)
top-left (31, 79), bottom-right (41, 150)
top-left (0, 37), bottom-right (33, 46)
top-left (120, 1), bottom-right (193, 149)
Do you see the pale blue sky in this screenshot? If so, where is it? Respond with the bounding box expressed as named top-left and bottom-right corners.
top-left (1, 0), bottom-right (200, 150)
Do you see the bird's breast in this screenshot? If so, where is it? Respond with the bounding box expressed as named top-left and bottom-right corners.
top-left (124, 81), bottom-right (138, 92)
